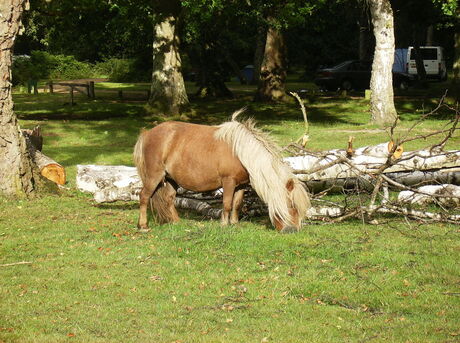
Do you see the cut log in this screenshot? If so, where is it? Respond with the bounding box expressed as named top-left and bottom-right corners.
top-left (34, 150), bottom-right (66, 185)
top-left (22, 127), bottom-right (66, 185)
top-left (76, 165), bottom-right (141, 196)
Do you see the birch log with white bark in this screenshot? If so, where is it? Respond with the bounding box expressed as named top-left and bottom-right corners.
top-left (398, 184), bottom-right (460, 207)
top-left (76, 146), bottom-right (460, 202)
top-left (286, 148), bottom-right (460, 182)
top-left (308, 205), bottom-right (460, 223)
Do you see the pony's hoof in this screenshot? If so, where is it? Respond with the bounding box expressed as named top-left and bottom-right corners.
top-left (280, 226), bottom-right (299, 234)
top-left (137, 226), bottom-right (151, 233)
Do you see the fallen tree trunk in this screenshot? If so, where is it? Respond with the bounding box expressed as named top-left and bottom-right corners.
top-left (76, 165), bottom-right (223, 203)
top-left (398, 184), bottom-right (460, 207)
top-left (286, 147), bottom-right (460, 182)
top-left (307, 168), bottom-right (460, 193)
top-left (308, 204), bottom-right (460, 223)
top-left (77, 145), bottom-right (460, 202)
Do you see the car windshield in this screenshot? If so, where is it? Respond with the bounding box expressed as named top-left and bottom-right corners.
top-left (409, 48), bottom-right (437, 60)
top-left (332, 61), bottom-right (352, 69)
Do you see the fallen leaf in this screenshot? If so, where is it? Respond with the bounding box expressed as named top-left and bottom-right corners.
top-left (149, 275), bottom-right (163, 282)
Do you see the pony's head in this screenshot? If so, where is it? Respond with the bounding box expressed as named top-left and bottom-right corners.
top-left (216, 111), bottom-right (311, 233)
top-left (272, 178), bottom-right (311, 233)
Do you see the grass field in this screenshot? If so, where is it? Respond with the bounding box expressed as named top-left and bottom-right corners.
top-left (1, 80), bottom-right (459, 342)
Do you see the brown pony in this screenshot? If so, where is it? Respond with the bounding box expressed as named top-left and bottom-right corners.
top-left (133, 109), bottom-right (310, 233)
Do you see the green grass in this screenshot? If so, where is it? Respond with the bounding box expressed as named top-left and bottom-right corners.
top-left (1, 80), bottom-right (459, 342)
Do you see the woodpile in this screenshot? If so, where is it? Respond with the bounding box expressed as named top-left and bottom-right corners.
top-left (76, 140), bottom-right (460, 224)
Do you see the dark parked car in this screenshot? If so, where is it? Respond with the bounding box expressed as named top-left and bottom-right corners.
top-left (314, 60), bottom-right (413, 91)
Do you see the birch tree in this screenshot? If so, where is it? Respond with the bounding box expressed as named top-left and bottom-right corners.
top-left (368, 0), bottom-right (398, 126)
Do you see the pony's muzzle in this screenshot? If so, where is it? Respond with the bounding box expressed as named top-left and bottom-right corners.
top-left (279, 226), bottom-right (299, 234)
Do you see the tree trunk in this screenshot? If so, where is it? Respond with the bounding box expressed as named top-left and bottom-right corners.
top-left (149, 1), bottom-right (189, 115)
top-left (0, 0), bottom-right (48, 197)
top-left (254, 23), bottom-right (289, 102)
top-left (194, 46), bottom-right (233, 98)
top-left (426, 25), bottom-right (434, 46)
top-left (452, 15), bottom-right (460, 101)
top-left (413, 44), bottom-right (427, 83)
top-left (358, 6), bottom-right (372, 61)
top-left (252, 24), bottom-right (267, 85)
top-left (368, 0), bottom-right (398, 127)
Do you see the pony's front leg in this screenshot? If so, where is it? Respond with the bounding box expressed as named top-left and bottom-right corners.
top-left (221, 178), bottom-right (236, 225)
top-left (230, 188), bottom-right (245, 224)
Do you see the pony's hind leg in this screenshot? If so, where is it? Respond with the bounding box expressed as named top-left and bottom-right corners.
top-left (221, 178), bottom-right (237, 225)
top-left (138, 171), bottom-right (165, 232)
top-left (230, 188), bottom-right (245, 224)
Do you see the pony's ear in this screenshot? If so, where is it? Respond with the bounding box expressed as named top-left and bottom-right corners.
top-left (286, 179), bottom-right (295, 192)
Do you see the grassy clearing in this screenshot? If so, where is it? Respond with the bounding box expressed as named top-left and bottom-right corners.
top-left (1, 80), bottom-right (459, 342)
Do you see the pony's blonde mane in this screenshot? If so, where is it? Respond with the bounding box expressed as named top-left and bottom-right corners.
top-left (215, 109), bottom-right (310, 227)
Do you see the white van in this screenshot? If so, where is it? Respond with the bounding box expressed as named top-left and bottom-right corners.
top-left (406, 46), bottom-right (447, 81)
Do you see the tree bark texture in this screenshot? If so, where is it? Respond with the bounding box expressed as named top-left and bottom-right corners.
top-left (368, 0), bottom-right (398, 127)
top-left (398, 184), bottom-right (460, 207)
top-left (0, 0), bottom-right (39, 197)
top-left (149, 2), bottom-right (189, 115)
top-left (255, 24), bottom-right (289, 102)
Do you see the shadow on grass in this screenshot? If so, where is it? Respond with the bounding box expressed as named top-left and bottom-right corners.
top-left (14, 82), bottom-right (457, 168)
top-left (186, 94), bottom-right (361, 127)
top-left (14, 93), bottom-right (149, 121)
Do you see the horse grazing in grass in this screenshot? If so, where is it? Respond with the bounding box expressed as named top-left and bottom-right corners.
top-left (133, 109), bottom-right (310, 233)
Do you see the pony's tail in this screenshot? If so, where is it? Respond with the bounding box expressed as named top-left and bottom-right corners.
top-left (133, 129), bottom-right (179, 224)
top-left (150, 181), bottom-right (179, 224)
top-left (133, 129), bottom-right (148, 183)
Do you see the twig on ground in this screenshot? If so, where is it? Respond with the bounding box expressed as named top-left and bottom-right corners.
top-left (0, 261), bottom-right (32, 267)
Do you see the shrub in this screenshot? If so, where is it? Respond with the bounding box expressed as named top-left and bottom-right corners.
top-left (94, 58), bottom-right (151, 82)
top-left (12, 51), bottom-right (98, 85)
top-left (12, 51), bottom-right (151, 85)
